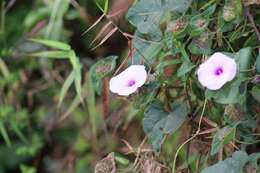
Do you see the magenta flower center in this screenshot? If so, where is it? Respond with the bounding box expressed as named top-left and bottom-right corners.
top-left (127, 80), bottom-right (136, 87)
top-left (215, 67), bottom-right (223, 76)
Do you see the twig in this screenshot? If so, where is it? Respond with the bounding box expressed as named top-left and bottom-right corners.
top-left (113, 41), bottom-right (134, 75)
top-left (172, 99), bottom-right (208, 173)
top-left (244, 6), bottom-right (260, 43)
top-left (81, 13), bottom-right (105, 36)
top-left (102, 78), bottom-right (109, 118)
top-left (134, 137), bottom-right (147, 170)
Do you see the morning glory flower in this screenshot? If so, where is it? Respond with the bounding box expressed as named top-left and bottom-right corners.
top-left (109, 65), bottom-right (147, 96)
top-left (197, 52), bottom-right (237, 90)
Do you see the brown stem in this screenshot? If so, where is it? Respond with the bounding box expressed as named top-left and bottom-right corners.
top-left (102, 78), bottom-right (109, 119)
top-left (244, 6), bottom-right (260, 43)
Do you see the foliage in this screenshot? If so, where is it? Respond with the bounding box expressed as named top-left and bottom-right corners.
top-left (201, 151), bottom-right (249, 173)
top-left (143, 101), bottom-right (188, 153)
top-left (0, 0), bottom-right (259, 173)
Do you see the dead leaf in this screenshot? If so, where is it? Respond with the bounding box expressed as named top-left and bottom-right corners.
top-left (95, 153), bottom-right (116, 173)
top-left (91, 26), bottom-right (118, 50)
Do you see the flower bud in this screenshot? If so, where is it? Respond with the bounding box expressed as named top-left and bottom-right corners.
top-left (95, 63), bottom-right (112, 76)
top-left (166, 19), bottom-right (186, 33)
top-left (195, 18), bottom-right (206, 28)
top-left (223, 5), bottom-right (236, 21)
top-left (166, 18), bottom-right (187, 38)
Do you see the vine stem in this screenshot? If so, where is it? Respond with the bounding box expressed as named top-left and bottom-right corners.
top-left (244, 6), bottom-right (260, 43)
top-left (171, 99), bottom-right (208, 173)
top-left (172, 37), bottom-right (190, 63)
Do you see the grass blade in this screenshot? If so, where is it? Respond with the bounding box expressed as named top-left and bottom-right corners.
top-left (87, 73), bottom-right (98, 138)
top-left (58, 71), bottom-right (75, 107)
top-left (0, 58), bottom-right (10, 79)
top-left (0, 121), bottom-right (11, 147)
top-left (95, 0), bottom-right (108, 14)
top-left (104, 0), bottom-right (109, 14)
top-left (59, 79), bottom-right (88, 121)
top-left (29, 38), bottom-right (71, 51)
top-left (30, 51), bottom-right (69, 58)
top-left (68, 50), bottom-right (81, 73)
top-left (90, 21), bottom-right (112, 46)
top-left (68, 51), bottom-right (83, 104)
top-left (11, 122), bottom-right (28, 144)
top-left (91, 26), bottom-right (118, 50)
top-left (74, 71), bottom-right (83, 104)
top-left (81, 13), bottom-right (105, 36)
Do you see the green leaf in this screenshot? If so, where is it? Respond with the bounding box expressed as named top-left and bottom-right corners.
top-left (29, 38), bottom-right (71, 51)
top-left (143, 101), bottom-right (188, 153)
top-left (86, 73), bottom-right (99, 137)
top-left (132, 32), bottom-right (163, 64)
top-left (74, 71), bottom-right (83, 103)
top-left (69, 50), bottom-right (81, 73)
top-left (59, 79), bottom-right (89, 121)
top-left (177, 61), bottom-right (195, 77)
top-left (188, 32), bottom-right (212, 55)
top-left (30, 51), bottom-right (69, 58)
top-left (95, 0), bottom-right (109, 14)
top-left (0, 121), bottom-right (11, 147)
top-left (45, 0), bottom-right (70, 39)
top-left (58, 71), bottom-right (75, 107)
top-left (166, 17), bottom-right (188, 39)
top-left (115, 154), bottom-right (130, 166)
top-left (16, 134), bottom-right (43, 156)
top-left (0, 58), bottom-right (10, 79)
top-left (236, 47), bottom-right (252, 73)
top-left (205, 79), bottom-right (244, 104)
top-left (156, 59), bottom-right (182, 74)
top-left (69, 51), bottom-right (83, 103)
top-left (210, 126), bottom-right (236, 156)
top-left (24, 7), bottom-right (50, 30)
top-left (127, 0), bottom-right (163, 40)
top-left (90, 56), bottom-right (118, 79)
top-left (243, 33), bottom-right (259, 48)
top-left (164, 0), bottom-right (192, 12)
top-left (127, 0), bottom-right (191, 40)
top-left (205, 47), bottom-right (252, 104)
top-left (11, 122), bottom-right (28, 143)
top-left (20, 165), bottom-right (37, 173)
top-left (89, 56), bottom-right (118, 94)
top-left (247, 152), bottom-right (260, 171)
top-left (251, 86), bottom-right (260, 103)
top-left (188, 4), bottom-right (216, 37)
top-left (223, 0), bottom-right (243, 24)
top-left (201, 151), bottom-right (249, 173)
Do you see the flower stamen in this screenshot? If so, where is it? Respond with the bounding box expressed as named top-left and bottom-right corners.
top-left (215, 67), bottom-right (223, 76)
top-left (127, 80), bottom-right (136, 87)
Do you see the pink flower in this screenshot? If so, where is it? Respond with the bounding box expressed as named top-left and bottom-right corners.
top-left (197, 52), bottom-right (237, 90)
top-left (109, 65), bottom-right (147, 96)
